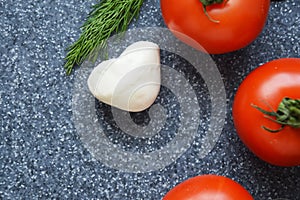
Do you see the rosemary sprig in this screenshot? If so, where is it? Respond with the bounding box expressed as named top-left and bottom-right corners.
top-left (64, 0), bottom-right (144, 75)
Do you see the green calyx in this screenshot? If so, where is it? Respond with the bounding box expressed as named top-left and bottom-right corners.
top-left (199, 0), bottom-right (225, 23)
top-left (200, 0), bottom-right (224, 7)
top-left (252, 97), bottom-right (300, 133)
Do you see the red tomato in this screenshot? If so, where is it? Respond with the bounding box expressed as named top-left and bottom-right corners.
top-left (160, 0), bottom-right (270, 54)
top-left (233, 58), bottom-right (300, 166)
top-left (163, 175), bottom-right (254, 200)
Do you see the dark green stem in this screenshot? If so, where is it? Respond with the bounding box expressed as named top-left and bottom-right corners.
top-left (252, 97), bottom-right (300, 133)
top-left (199, 0), bottom-right (225, 23)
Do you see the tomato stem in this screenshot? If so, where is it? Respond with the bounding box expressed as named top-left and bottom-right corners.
top-left (199, 0), bottom-right (225, 23)
top-left (252, 97), bottom-right (300, 133)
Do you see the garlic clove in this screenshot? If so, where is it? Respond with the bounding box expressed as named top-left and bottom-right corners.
top-left (87, 41), bottom-right (161, 112)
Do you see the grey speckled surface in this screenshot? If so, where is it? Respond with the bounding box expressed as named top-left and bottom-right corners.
top-left (0, 0), bottom-right (300, 199)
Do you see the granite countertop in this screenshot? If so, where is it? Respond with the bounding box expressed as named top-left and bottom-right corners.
top-left (0, 0), bottom-right (299, 199)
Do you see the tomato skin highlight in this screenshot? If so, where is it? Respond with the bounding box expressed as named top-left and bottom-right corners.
top-left (163, 175), bottom-right (254, 200)
top-left (233, 58), bottom-right (300, 166)
top-left (160, 0), bottom-right (270, 54)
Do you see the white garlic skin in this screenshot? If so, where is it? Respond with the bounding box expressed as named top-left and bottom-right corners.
top-left (87, 41), bottom-right (161, 112)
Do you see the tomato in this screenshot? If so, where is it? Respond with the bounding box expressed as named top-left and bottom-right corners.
top-left (160, 0), bottom-right (270, 54)
top-left (163, 175), bottom-right (254, 200)
top-left (233, 58), bottom-right (300, 166)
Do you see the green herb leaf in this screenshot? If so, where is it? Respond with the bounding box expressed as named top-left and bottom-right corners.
top-left (64, 0), bottom-right (144, 75)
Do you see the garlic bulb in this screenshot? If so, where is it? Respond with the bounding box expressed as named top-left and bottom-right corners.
top-left (87, 41), bottom-right (161, 112)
